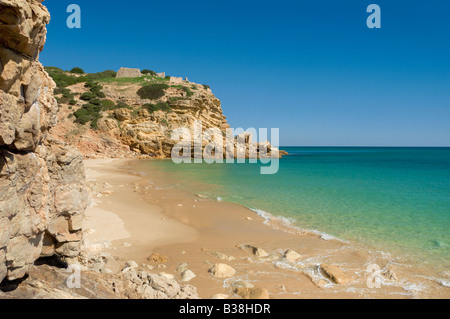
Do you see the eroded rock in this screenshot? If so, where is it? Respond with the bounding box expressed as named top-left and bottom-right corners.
top-left (0, 0), bottom-right (87, 282)
top-left (319, 264), bottom-right (351, 285)
top-left (234, 287), bottom-right (270, 299)
top-left (208, 263), bottom-right (236, 278)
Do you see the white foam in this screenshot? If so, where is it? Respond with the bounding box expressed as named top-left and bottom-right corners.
top-left (320, 234), bottom-right (339, 241)
top-left (249, 207), bottom-right (349, 244)
top-left (437, 279), bottom-right (450, 288)
top-left (273, 261), bottom-right (299, 271)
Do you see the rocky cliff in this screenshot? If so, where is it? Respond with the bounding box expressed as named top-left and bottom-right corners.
top-left (0, 0), bottom-right (87, 282)
top-left (48, 70), bottom-right (284, 160)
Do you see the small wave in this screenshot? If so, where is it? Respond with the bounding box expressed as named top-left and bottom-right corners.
top-left (250, 208), bottom-right (296, 228)
top-left (320, 234), bottom-right (340, 241)
top-left (249, 208), bottom-right (349, 244)
top-left (437, 279), bottom-right (450, 288)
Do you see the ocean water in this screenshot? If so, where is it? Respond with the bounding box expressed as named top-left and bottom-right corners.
top-left (135, 147), bottom-right (450, 267)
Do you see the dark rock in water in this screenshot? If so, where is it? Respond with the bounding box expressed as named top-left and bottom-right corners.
top-left (432, 240), bottom-right (445, 248)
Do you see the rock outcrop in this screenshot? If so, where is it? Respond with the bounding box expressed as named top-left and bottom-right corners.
top-left (51, 75), bottom-right (286, 160)
top-left (0, 0), bottom-right (87, 282)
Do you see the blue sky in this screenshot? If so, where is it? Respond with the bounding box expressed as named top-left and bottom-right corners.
top-left (40, 0), bottom-right (449, 146)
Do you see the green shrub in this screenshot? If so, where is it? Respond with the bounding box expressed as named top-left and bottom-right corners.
top-left (54, 87), bottom-right (69, 95)
top-left (86, 70), bottom-right (117, 80)
top-left (116, 100), bottom-right (131, 109)
top-left (45, 66), bottom-right (64, 72)
top-left (143, 102), bottom-right (171, 113)
top-left (101, 99), bottom-right (115, 109)
top-left (73, 103), bottom-right (103, 129)
top-left (202, 84), bottom-right (210, 90)
top-left (45, 67), bottom-right (86, 88)
top-left (62, 91), bottom-right (73, 99)
top-left (53, 87), bottom-right (76, 105)
top-left (142, 69), bottom-right (157, 76)
top-left (171, 85), bottom-right (193, 97)
top-left (84, 80), bottom-right (97, 89)
top-left (84, 81), bottom-right (105, 98)
top-left (70, 67), bottom-right (85, 74)
top-left (90, 98), bottom-right (102, 106)
top-left (137, 83), bottom-right (169, 100)
top-left (93, 90), bottom-right (106, 98)
top-left (80, 92), bottom-right (96, 101)
top-left (181, 86), bottom-right (193, 97)
top-left (169, 96), bottom-right (186, 102)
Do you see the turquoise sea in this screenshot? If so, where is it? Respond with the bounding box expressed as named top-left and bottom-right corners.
top-left (136, 147), bottom-right (450, 268)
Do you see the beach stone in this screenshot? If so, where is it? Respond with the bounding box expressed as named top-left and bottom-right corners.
top-left (212, 251), bottom-right (235, 261)
top-left (122, 267), bottom-right (138, 282)
top-left (104, 256), bottom-right (120, 274)
top-left (178, 284), bottom-right (200, 299)
top-left (320, 264), bottom-right (351, 284)
top-left (148, 273), bottom-right (180, 299)
top-left (125, 260), bottom-right (139, 269)
top-left (176, 262), bottom-right (189, 273)
top-left (138, 270), bottom-right (148, 280)
top-left (160, 272), bottom-right (175, 280)
top-left (148, 253), bottom-right (169, 264)
top-left (284, 249), bottom-right (302, 263)
top-left (239, 244), bottom-right (269, 258)
top-left (142, 285), bottom-right (158, 299)
top-left (211, 294), bottom-right (229, 299)
top-left (382, 269), bottom-right (398, 282)
top-left (142, 263), bottom-right (153, 270)
top-left (234, 287), bottom-right (270, 299)
top-left (209, 263), bottom-right (236, 278)
top-left (232, 280), bottom-right (254, 289)
top-left (181, 270), bottom-right (196, 282)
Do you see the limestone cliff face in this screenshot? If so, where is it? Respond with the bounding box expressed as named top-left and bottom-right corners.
top-left (102, 85), bottom-right (231, 158)
top-left (0, 0), bottom-right (87, 282)
top-left (52, 77), bottom-right (284, 160)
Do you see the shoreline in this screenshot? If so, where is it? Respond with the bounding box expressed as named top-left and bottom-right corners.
top-left (83, 158), bottom-right (450, 299)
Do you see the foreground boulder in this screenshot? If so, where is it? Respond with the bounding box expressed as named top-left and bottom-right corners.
top-left (208, 263), bottom-right (236, 278)
top-left (234, 287), bottom-right (270, 299)
top-left (284, 249), bottom-right (302, 263)
top-left (0, 0), bottom-right (87, 282)
top-left (320, 264), bottom-right (351, 284)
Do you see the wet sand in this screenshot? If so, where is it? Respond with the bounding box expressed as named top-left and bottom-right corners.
top-left (83, 158), bottom-right (450, 299)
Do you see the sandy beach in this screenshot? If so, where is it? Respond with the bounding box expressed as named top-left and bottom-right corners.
top-left (82, 158), bottom-right (450, 299)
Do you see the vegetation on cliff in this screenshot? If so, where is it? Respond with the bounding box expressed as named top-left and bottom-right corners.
top-left (46, 67), bottom-right (230, 158)
top-left (137, 83), bottom-right (170, 100)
